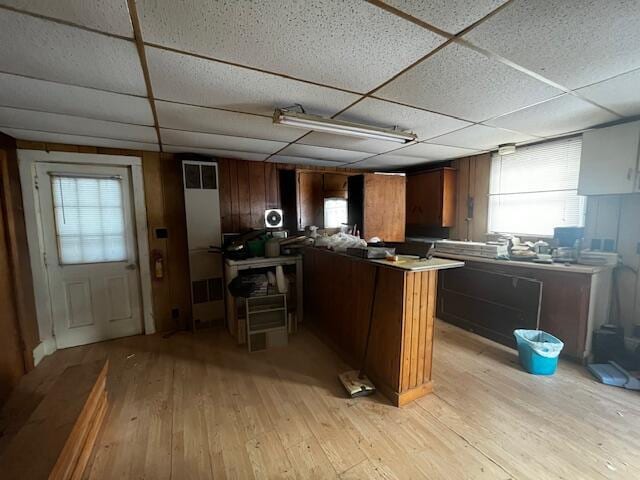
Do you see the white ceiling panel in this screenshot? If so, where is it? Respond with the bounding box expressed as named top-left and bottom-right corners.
top-left (337, 98), bottom-right (472, 141)
top-left (428, 124), bottom-right (537, 150)
top-left (155, 101), bottom-right (304, 142)
top-left (350, 154), bottom-right (438, 169)
top-left (1, 127), bottom-right (159, 151)
top-left (0, 0), bottom-right (134, 37)
top-left (0, 10), bottom-right (146, 95)
top-left (0, 72), bottom-right (153, 125)
top-left (484, 94), bottom-right (620, 138)
top-left (464, 0), bottom-right (640, 89)
top-left (297, 132), bottom-right (403, 155)
top-left (385, 0), bottom-right (508, 34)
top-left (137, 0), bottom-right (445, 92)
top-left (576, 69), bottom-right (640, 118)
top-left (390, 142), bottom-right (480, 160)
top-left (268, 155), bottom-right (347, 168)
top-left (0, 107), bottom-right (157, 143)
top-left (277, 144), bottom-right (371, 163)
top-left (376, 43), bottom-right (560, 122)
top-left (159, 129), bottom-right (287, 154)
top-left (147, 47), bottom-right (360, 117)
top-left (163, 144), bottom-right (268, 162)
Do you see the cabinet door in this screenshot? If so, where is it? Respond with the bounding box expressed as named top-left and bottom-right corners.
top-left (297, 171), bottom-right (324, 230)
top-left (406, 170), bottom-right (442, 227)
top-left (578, 121), bottom-right (640, 195)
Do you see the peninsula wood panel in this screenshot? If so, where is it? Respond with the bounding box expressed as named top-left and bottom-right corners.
top-left (303, 248), bottom-right (436, 406)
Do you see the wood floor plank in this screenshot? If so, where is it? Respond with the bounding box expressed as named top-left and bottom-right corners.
top-left (3, 321), bottom-right (639, 480)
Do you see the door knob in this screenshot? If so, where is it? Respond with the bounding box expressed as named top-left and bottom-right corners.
top-left (126, 263), bottom-right (137, 270)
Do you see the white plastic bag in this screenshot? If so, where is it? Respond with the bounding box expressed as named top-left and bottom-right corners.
top-left (514, 329), bottom-right (564, 358)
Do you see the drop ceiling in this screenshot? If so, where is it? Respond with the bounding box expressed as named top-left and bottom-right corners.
top-left (0, 0), bottom-right (638, 169)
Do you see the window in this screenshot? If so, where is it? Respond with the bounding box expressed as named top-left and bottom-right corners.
top-left (488, 137), bottom-right (586, 237)
top-left (51, 175), bottom-right (127, 264)
top-left (323, 197), bottom-right (348, 228)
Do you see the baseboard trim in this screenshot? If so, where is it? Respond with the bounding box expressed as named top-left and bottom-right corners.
top-left (33, 337), bottom-right (57, 366)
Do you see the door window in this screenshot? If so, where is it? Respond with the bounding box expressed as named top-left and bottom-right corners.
top-left (51, 175), bottom-right (127, 264)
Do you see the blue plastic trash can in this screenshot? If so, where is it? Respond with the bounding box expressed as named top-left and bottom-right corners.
top-left (514, 329), bottom-right (564, 375)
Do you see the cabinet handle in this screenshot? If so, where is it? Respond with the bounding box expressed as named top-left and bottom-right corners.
top-left (628, 168), bottom-right (633, 180)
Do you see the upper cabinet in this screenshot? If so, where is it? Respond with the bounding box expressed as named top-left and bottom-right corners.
top-left (296, 171), bottom-right (350, 231)
top-left (578, 121), bottom-right (640, 195)
top-left (348, 173), bottom-right (406, 242)
top-left (406, 167), bottom-right (457, 230)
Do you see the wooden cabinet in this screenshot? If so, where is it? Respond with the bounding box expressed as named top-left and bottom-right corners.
top-left (296, 171), bottom-right (350, 231)
top-left (406, 167), bottom-right (457, 230)
top-left (348, 173), bottom-right (405, 242)
top-left (296, 171), bottom-right (324, 231)
top-left (437, 259), bottom-right (598, 360)
top-left (578, 120), bottom-right (640, 195)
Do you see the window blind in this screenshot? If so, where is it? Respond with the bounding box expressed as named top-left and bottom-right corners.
top-left (52, 176), bottom-right (127, 264)
top-left (488, 136), bottom-right (586, 236)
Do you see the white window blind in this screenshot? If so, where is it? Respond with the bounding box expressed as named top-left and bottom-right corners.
top-left (324, 197), bottom-right (348, 228)
top-left (488, 137), bottom-right (586, 236)
top-left (52, 176), bottom-right (127, 264)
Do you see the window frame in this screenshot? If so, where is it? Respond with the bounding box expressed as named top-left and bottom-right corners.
top-left (486, 137), bottom-right (586, 238)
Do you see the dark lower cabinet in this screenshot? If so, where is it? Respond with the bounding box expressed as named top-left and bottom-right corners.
top-left (437, 259), bottom-right (592, 360)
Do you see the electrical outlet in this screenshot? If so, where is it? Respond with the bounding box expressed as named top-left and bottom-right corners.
top-left (171, 307), bottom-right (180, 319)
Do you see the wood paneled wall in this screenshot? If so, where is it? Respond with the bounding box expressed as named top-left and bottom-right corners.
top-left (0, 134), bottom-right (39, 404)
top-left (449, 153), bottom-right (491, 242)
top-left (12, 139), bottom-right (367, 334)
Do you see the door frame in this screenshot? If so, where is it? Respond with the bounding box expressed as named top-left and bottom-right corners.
top-left (18, 150), bottom-right (155, 360)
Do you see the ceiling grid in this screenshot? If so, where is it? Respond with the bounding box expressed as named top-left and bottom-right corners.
top-left (0, 0), bottom-right (638, 168)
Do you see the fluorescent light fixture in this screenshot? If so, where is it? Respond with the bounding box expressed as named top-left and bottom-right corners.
top-left (498, 143), bottom-right (516, 155)
top-left (273, 109), bottom-right (417, 144)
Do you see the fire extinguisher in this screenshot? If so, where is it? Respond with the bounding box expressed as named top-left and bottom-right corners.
top-left (151, 250), bottom-right (164, 280)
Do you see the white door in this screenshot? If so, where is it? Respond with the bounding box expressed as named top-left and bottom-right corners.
top-left (36, 162), bottom-right (143, 348)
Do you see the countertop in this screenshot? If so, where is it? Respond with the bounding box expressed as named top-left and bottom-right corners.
top-left (308, 248), bottom-right (464, 272)
top-left (433, 252), bottom-right (610, 274)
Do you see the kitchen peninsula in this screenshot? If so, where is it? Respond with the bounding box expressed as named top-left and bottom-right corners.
top-left (303, 247), bottom-right (463, 406)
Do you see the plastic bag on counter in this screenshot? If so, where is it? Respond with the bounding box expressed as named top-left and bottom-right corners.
top-left (321, 232), bottom-right (367, 252)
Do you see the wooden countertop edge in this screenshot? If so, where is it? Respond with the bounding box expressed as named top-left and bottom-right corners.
top-left (433, 252), bottom-right (610, 274)
top-left (305, 247), bottom-right (464, 272)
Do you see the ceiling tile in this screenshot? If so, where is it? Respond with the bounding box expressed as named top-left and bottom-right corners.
top-left (350, 154), bottom-right (437, 170)
top-left (137, 0), bottom-right (445, 92)
top-left (484, 94), bottom-right (620, 138)
top-left (0, 0), bottom-right (134, 37)
top-left (464, 0), bottom-right (640, 89)
top-left (159, 129), bottom-right (287, 154)
top-left (147, 46), bottom-right (360, 117)
top-left (1, 127), bottom-right (159, 151)
top-left (163, 144), bottom-right (268, 162)
top-left (576, 69), bottom-right (640, 118)
top-left (0, 107), bottom-right (157, 143)
top-left (0, 72), bottom-right (153, 125)
top-left (268, 155), bottom-right (346, 168)
top-left (297, 132), bottom-right (403, 155)
top-left (428, 124), bottom-right (537, 150)
top-left (337, 98), bottom-right (472, 141)
top-left (376, 42), bottom-right (560, 122)
top-left (385, 0), bottom-right (508, 34)
top-left (0, 10), bottom-right (145, 95)
top-left (278, 144), bottom-right (371, 163)
top-left (390, 142), bottom-right (480, 160)
top-left (155, 101), bottom-right (304, 142)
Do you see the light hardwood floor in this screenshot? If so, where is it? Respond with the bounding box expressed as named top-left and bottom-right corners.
top-left (2, 321), bottom-right (639, 479)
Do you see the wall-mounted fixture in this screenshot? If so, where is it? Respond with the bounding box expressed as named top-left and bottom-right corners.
top-left (498, 143), bottom-right (517, 155)
top-left (273, 108), bottom-right (417, 144)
